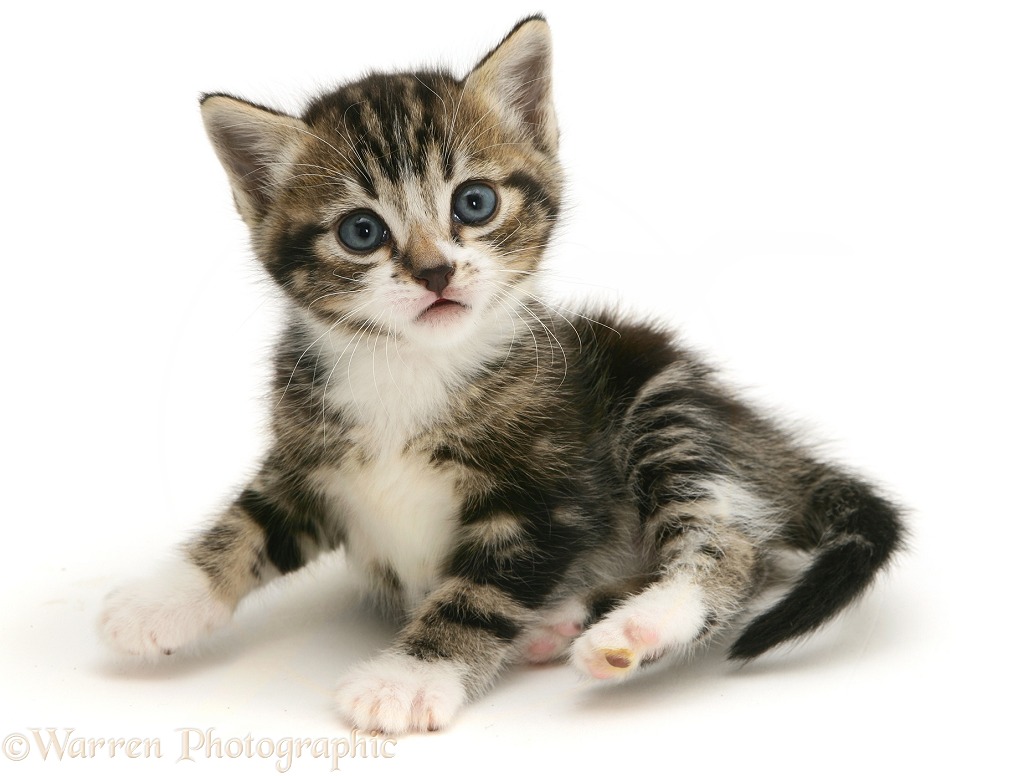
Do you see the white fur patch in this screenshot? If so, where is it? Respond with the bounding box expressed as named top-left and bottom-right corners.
top-left (571, 578), bottom-right (707, 680)
top-left (98, 555), bottom-right (232, 658)
top-left (312, 449), bottom-right (460, 611)
top-left (299, 297), bottom-right (516, 450)
top-left (697, 476), bottom-right (777, 538)
top-left (300, 280), bottom-right (529, 610)
top-left (335, 653), bottom-right (466, 734)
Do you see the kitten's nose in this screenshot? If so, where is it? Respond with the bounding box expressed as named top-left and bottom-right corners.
top-left (413, 265), bottom-right (455, 296)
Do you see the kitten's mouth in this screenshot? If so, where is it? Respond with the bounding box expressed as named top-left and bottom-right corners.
top-left (417, 297), bottom-right (467, 322)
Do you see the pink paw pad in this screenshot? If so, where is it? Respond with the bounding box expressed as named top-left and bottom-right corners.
top-left (571, 581), bottom-right (706, 681)
top-left (522, 619), bottom-right (584, 664)
top-left (553, 621), bottom-right (583, 638)
top-left (623, 620), bottom-right (660, 648)
top-left (526, 637), bottom-right (562, 662)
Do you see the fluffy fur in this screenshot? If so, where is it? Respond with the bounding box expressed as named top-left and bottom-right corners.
top-left (99, 17), bottom-right (903, 734)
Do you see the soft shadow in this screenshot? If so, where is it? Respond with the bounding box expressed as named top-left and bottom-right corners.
top-left (732, 583), bottom-right (919, 678)
top-left (571, 586), bottom-right (917, 714)
top-left (571, 643), bottom-right (731, 714)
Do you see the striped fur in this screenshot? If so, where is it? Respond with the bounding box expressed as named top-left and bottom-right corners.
top-left (99, 17), bottom-right (903, 733)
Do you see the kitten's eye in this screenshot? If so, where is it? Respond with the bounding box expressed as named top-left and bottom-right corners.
top-left (337, 211), bottom-right (389, 253)
top-left (452, 182), bottom-right (498, 225)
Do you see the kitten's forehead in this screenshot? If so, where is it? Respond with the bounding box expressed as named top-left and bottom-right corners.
top-left (302, 72), bottom-right (468, 195)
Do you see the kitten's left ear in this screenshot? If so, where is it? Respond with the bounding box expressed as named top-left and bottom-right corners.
top-left (466, 16), bottom-right (558, 154)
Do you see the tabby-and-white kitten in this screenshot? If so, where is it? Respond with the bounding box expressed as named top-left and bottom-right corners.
top-left (99, 16), bottom-right (903, 734)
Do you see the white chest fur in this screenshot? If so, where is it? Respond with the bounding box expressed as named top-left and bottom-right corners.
top-left (313, 449), bottom-right (461, 609)
top-left (303, 327), bottom-right (466, 609)
top-left (299, 312), bottom-right (513, 609)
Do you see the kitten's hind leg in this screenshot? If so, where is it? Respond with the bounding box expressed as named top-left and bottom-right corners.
top-left (572, 482), bottom-right (765, 680)
top-left (572, 575), bottom-right (711, 679)
top-left (571, 374), bottom-right (772, 680)
top-left (99, 469), bottom-right (338, 658)
top-left (518, 597), bottom-right (588, 664)
top-left (520, 575), bottom-right (660, 664)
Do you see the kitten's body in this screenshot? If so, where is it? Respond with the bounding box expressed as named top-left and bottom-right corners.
top-left (100, 18), bottom-right (903, 733)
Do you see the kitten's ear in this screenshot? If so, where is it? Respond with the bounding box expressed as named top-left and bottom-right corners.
top-left (466, 16), bottom-right (558, 153)
top-left (200, 94), bottom-right (307, 222)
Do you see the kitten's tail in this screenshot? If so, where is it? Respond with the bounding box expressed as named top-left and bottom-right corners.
top-left (728, 475), bottom-right (904, 660)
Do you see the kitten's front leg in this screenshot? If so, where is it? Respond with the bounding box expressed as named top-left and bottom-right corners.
top-left (336, 507), bottom-right (580, 733)
top-left (334, 650), bottom-right (468, 734)
top-left (99, 547), bottom-right (237, 658)
top-left (100, 468), bottom-right (337, 658)
top-left (335, 578), bottom-right (529, 733)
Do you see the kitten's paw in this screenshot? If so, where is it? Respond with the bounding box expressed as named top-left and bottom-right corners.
top-left (335, 653), bottom-right (466, 734)
top-left (98, 558), bottom-right (232, 658)
top-left (519, 597), bottom-right (587, 664)
top-left (571, 580), bottom-right (707, 681)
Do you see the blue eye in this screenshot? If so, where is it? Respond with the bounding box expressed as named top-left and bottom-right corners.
top-left (452, 182), bottom-right (498, 225)
top-left (337, 211), bottom-right (389, 253)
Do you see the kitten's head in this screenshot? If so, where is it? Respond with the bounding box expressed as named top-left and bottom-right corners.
top-left (202, 17), bottom-right (561, 348)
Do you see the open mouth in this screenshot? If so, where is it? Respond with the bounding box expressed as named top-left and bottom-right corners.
top-left (418, 297), bottom-right (467, 321)
top-left (429, 298), bottom-right (460, 310)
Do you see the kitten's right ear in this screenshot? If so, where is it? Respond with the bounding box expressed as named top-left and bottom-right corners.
top-left (200, 94), bottom-right (308, 222)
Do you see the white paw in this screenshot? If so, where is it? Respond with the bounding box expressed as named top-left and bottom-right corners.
top-left (98, 556), bottom-right (232, 658)
top-left (518, 597), bottom-right (587, 664)
top-left (335, 653), bottom-right (466, 734)
top-left (571, 579), bottom-right (707, 681)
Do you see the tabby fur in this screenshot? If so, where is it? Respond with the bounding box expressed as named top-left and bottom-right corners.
top-left (99, 16), bottom-right (903, 734)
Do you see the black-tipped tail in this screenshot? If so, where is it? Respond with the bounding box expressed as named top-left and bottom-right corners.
top-left (729, 477), bottom-right (903, 660)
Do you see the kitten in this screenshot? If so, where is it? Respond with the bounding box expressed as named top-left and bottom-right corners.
top-left (99, 16), bottom-right (903, 734)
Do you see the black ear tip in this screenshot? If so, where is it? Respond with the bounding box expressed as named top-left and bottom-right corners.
top-left (506, 14), bottom-right (550, 38)
top-left (518, 13), bottom-right (547, 25)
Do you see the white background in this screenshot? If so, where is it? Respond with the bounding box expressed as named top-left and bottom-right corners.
top-left (2, 1), bottom-right (1010, 773)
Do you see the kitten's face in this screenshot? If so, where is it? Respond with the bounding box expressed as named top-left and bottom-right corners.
top-left (203, 20), bottom-right (561, 349)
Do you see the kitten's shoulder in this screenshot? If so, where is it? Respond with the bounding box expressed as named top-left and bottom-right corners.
top-left (570, 308), bottom-right (711, 409)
